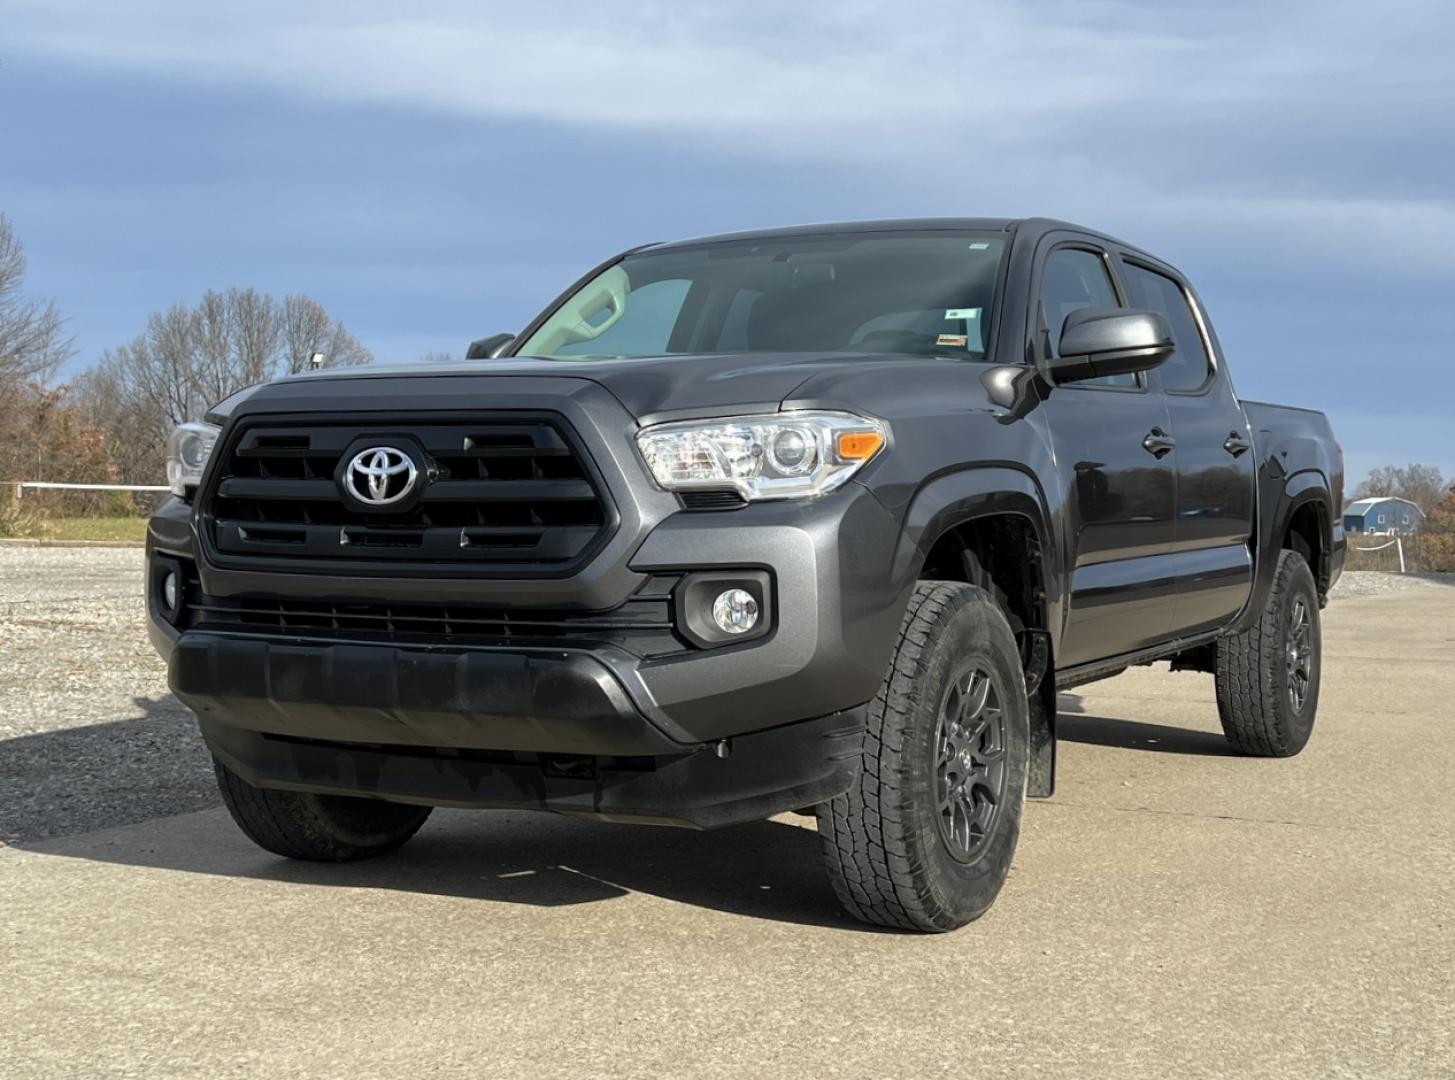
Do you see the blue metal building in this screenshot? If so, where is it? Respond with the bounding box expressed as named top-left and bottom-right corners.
top-left (1343, 497), bottom-right (1424, 535)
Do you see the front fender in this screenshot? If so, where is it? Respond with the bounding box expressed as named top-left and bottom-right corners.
top-left (873, 465), bottom-right (1061, 797)
top-left (881, 465), bottom-right (1062, 646)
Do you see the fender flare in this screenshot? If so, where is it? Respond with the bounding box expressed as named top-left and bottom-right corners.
top-left (886, 465), bottom-right (1061, 797)
top-left (1236, 466), bottom-right (1332, 631)
top-left (889, 465), bottom-right (1061, 630)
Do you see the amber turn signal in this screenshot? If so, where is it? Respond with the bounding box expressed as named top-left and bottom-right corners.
top-left (836, 431), bottom-right (885, 461)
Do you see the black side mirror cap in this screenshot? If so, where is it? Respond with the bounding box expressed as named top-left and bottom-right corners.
top-left (466, 333), bottom-right (516, 359)
top-left (1048, 308), bottom-right (1174, 383)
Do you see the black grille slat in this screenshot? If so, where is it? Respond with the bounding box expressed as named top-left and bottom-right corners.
top-left (458, 428), bottom-right (571, 456)
top-left (206, 416), bottom-right (611, 570)
top-left (680, 490), bottom-right (749, 511)
top-left (188, 603), bottom-right (674, 632)
top-left (219, 478), bottom-right (337, 500)
top-left (181, 572), bottom-right (686, 658)
top-left (217, 522), bottom-right (601, 561)
top-left (420, 480), bottom-right (596, 503)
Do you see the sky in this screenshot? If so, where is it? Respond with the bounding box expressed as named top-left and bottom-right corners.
top-left (3, 0), bottom-right (1453, 485)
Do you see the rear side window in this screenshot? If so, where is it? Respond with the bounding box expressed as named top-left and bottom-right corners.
top-left (1120, 263), bottom-right (1211, 392)
top-left (1040, 248), bottom-right (1135, 388)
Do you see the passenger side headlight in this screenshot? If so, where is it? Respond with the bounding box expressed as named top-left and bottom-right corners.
top-left (166, 421), bottom-right (221, 496)
top-left (636, 411), bottom-right (887, 501)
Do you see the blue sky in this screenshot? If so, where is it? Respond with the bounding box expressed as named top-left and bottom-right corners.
top-left (3, 0), bottom-right (1453, 484)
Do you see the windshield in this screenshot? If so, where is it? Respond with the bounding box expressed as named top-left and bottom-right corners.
top-left (515, 230), bottom-right (1007, 362)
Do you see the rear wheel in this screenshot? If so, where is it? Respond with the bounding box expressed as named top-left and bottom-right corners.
top-left (1215, 549), bottom-right (1322, 756)
top-left (817, 581), bottom-right (1029, 932)
top-left (213, 758), bottom-right (432, 862)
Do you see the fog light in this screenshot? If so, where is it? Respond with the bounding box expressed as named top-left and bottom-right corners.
top-left (162, 571), bottom-right (178, 612)
top-left (711, 588), bottom-right (759, 634)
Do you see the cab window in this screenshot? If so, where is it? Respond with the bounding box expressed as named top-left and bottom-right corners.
top-left (1040, 248), bottom-right (1135, 388)
top-left (1120, 262), bottom-right (1212, 392)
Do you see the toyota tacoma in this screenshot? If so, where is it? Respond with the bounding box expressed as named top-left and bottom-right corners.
top-left (146, 218), bottom-right (1344, 931)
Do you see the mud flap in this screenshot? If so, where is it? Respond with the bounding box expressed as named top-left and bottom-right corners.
top-left (1028, 672), bottom-right (1056, 798)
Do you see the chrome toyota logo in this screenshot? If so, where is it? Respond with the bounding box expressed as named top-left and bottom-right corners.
top-left (343, 446), bottom-right (418, 506)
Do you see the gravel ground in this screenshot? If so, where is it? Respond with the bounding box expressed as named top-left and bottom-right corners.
top-left (0, 546), bottom-right (214, 845)
top-left (0, 546), bottom-right (1450, 846)
top-left (1328, 568), bottom-right (1455, 600)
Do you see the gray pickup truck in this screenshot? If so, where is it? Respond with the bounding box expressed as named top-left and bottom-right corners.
top-left (147, 217), bottom-right (1344, 931)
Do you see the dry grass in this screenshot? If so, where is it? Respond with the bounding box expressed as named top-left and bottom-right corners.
top-left (27, 517), bottom-right (149, 543)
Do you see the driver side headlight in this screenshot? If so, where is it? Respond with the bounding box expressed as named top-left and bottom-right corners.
top-left (636, 411), bottom-right (888, 501)
top-left (166, 421), bottom-right (221, 496)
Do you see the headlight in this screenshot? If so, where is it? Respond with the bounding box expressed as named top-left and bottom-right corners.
top-left (636, 411), bottom-right (888, 501)
top-left (166, 421), bottom-right (221, 496)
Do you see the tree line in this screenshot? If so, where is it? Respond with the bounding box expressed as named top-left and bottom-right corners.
top-left (1350, 463), bottom-right (1446, 517)
top-left (1, 214), bottom-right (371, 509)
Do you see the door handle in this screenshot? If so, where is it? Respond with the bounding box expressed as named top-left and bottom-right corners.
top-left (1142, 427), bottom-right (1176, 458)
top-left (1223, 432), bottom-right (1250, 458)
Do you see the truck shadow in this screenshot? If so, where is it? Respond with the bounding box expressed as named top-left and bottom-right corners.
top-left (1056, 715), bottom-right (1234, 756)
top-left (1055, 693), bottom-right (1234, 756)
top-left (8, 690), bottom-right (1232, 929)
top-left (3, 695), bottom-right (866, 931)
top-left (30, 804), bottom-right (866, 931)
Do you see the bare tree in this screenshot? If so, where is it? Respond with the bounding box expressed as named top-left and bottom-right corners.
top-left (1353, 463), bottom-right (1447, 516)
top-left (72, 288), bottom-right (372, 483)
top-left (0, 214), bottom-right (73, 387)
top-left (282, 295), bottom-right (371, 374)
top-left (232, 287), bottom-right (283, 384)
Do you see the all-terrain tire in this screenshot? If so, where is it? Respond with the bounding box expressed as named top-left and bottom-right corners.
top-left (1215, 549), bottom-right (1322, 757)
top-left (817, 581), bottom-right (1029, 932)
top-left (213, 759), bottom-right (432, 862)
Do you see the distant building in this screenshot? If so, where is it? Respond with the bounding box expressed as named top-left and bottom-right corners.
top-left (1343, 497), bottom-right (1424, 535)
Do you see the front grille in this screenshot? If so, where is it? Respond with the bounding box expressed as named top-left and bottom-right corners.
top-left (202, 415), bottom-right (613, 573)
top-left (182, 571), bottom-right (687, 658)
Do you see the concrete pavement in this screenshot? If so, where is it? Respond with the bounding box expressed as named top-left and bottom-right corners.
top-left (2, 555), bottom-right (1451, 1078)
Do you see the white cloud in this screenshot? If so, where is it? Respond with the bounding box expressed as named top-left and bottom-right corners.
top-left (11, 0), bottom-right (1453, 276)
top-left (6, 2), bottom-right (1446, 149)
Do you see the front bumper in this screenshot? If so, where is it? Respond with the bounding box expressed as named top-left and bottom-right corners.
top-left (148, 456), bottom-right (905, 825)
top-left (169, 633), bottom-right (679, 756)
top-left (203, 706), bottom-right (865, 830)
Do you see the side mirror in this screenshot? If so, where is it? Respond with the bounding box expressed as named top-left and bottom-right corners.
top-left (466, 333), bottom-right (516, 359)
top-left (1048, 308), bottom-right (1174, 384)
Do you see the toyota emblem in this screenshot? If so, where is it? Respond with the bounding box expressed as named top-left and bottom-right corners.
top-left (343, 446), bottom-right (418, 506)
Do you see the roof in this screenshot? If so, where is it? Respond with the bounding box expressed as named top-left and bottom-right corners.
top-left (643, 216), bottom-right (1159, 264)
top-left (647, 218), bottom-right (1018, 252)
top-left (1345, 497), bottom-right (1425, 516)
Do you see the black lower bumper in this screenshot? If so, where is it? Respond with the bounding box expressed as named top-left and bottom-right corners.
top-left (203, 708), bottom-right (865, 830)
top-left (169, 632), bottom-right (682, 756)
top-left (172, 632), bottom-right (865, 828)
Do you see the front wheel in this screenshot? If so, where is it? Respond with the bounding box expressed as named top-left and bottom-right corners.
top-left (213, 759), bottom-right (432, 862)
top-left (1215, 549), bottom-right (1322, 756)
top-left (817, 582), bottom-right (1029, 932)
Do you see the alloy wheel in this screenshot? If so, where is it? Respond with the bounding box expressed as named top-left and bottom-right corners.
top-left (934, 665), bottom-right (1008, 863)
top-left (1287, 596), bottom-right (1314, 713)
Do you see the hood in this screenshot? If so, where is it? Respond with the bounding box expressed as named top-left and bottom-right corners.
top-left (270, 352), bottom-right (980, 422)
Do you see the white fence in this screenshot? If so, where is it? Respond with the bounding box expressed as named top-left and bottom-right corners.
top-left (11, 482), bottom-right (169, 499)
top-left (1351, 536), bottom-right (1407, 572)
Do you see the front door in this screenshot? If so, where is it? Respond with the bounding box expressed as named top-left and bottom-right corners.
top-left (1116, 255), bottom-right (1257, 637)
top-left (1033, 241), bottom-right (1178, 668)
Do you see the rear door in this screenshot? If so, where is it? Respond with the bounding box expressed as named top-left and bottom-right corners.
top-left (1031, 237), bottom-right (1177, 667)
top-left (1116, 254), bottom-right (1256, 636)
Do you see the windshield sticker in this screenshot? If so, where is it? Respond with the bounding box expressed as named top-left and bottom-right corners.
top-left (945, 308), bottom-right (981, 320)
top-left (968, 242), bottom-right (990, 250)
top-left (936, 334), bottom-right (969, 347)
